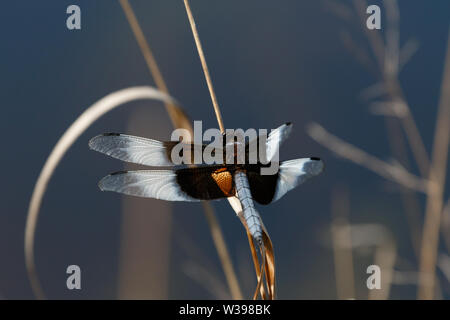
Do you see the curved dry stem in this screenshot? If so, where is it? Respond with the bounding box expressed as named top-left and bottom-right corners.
top-left (236, 203), bottom-right (276, 300)
top-left (253, 245), bottom-right (266, 300)
top-left (245, 229), bottom-right (264, 299)
top-left (261, 223), bottom-right (276, 299)
top-left (25, 86), bottom-right (179, 299)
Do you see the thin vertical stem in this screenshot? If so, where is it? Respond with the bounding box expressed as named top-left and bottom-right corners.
top-left (418, 30), bottom-right (450, 299)
top-left (182, 0), bottom-right (225, 133)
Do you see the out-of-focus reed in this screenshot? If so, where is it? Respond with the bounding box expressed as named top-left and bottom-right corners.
top-left (312, 0), bottom-right (450, 299)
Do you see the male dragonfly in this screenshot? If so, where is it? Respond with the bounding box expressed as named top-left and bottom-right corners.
top-left (89, 123), bottom-right (323, 245)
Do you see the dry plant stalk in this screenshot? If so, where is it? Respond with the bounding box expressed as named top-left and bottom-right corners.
top-left (240, 217), bottom-right (275, 300)
top-left (182, 0), bottom-right (224, 133)
top-left (182, 0), bottom-right (275, 299)
top-left (418, 30), bottom-right (450, 299)
top-left (119, 0), bottom-right (242, 299)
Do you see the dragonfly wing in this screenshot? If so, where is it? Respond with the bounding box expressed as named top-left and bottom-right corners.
top-left (98, 165), bottom-right (236, 201)
top-left (246, 157), bottom-right (324, 204)
top-left (265, 122), bottom-right (293, 162)
top-left (89, 133), bottom-right (225, 166)
top-left (176, 165), bottom-right (235, 200)
top-left (246, 122), bottom-right (293, 163)
top-left (99, 170), bottom-right (200, 201)
top-left (272, 157), bottom-right (324, 202)
top-left (89, 133), bottom-right (176, 166)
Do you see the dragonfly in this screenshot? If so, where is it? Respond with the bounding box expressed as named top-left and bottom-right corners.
top-left (89, 123), bottom-right (323, 245)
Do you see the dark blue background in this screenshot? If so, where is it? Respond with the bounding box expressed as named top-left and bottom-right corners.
top-left (0, 0), bottom-right (449, 299)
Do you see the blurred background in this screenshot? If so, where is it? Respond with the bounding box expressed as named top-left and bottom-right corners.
top-left (0, 0), bottom-right (449, 299)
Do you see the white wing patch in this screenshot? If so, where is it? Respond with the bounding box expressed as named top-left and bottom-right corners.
top-left (265, 122), bottom-right (293, 162)
top-left (273, 158), bottom-right (324, 202)
top-left (89, 134), bottom-right (173, 166)
top-left (98, 170), bottom-right (199, 201)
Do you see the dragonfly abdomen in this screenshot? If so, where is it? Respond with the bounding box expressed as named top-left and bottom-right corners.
top-left (234, 170), bottom-right (263, 244)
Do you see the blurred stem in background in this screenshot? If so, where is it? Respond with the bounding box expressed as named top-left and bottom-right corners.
top-left (118, 109), bottom-right (173, 299)
top-left (331, 185), bottom-right (355, 300)
top-left (418, 30), bottom-right (450, 299)
top-left (356, 0), bottom-right (425, 261)
top-left (312, 0), bottom-right (450, 299)
top-left (330, 184), bottom-right (397, 300)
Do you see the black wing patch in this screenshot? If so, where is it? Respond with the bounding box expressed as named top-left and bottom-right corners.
top-left (245, 164), bottom-right (279, 205)
top-left (176, 165), bottom-right (236, 200)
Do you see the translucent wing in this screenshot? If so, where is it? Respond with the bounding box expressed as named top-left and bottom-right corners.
top-left (247, 122), bottom-right (293, 163)
top-left (98, 170), bottom-right (200, 201)
top-left (272, 157), bottom-right (324, 202)
top-left (246, 157), bottom-right (324, 204)
top-left (265, 122), bottom-right (293, 162)
top-left (92, 133), bottom-right (225, 166)
top-left (89, 133), bottom-right (175, 166)
top-left (98, 166), bottom-right (236, 201)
